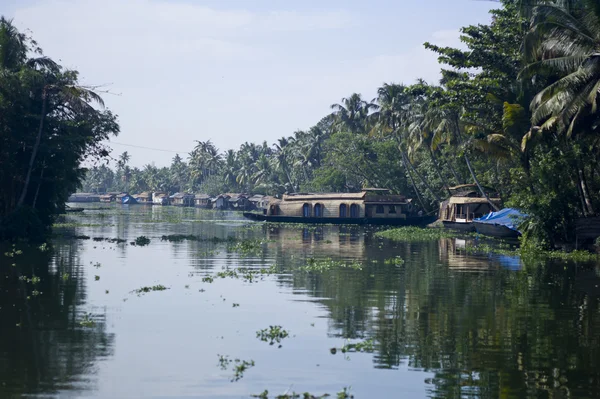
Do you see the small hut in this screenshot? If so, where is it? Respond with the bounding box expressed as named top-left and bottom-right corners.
top-left (171, 192), bottom-right (195, 207)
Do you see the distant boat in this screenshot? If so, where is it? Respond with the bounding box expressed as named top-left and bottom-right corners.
top-left (439, 184), bottom-right (502, 232)
top-left (473, 208), bottom-right (527, 239)
top-left (243, 189), bottom-right (435, 226)
top-left (121, 194), bottom-right (138, 205)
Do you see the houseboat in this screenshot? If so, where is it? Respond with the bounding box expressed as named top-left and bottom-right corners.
top-left (68, 193), bottom-right (100, 203)
top-left (243, 189), bottom-right (435, 226)
top-left (134, 192), bottom-right (153, 204)
top-left (170, 192), bottom-right (195, 207)
top-left (194, 194), bottom-right (211, 208)
top-left (152, 192), bottom-right (170, 206)
top-left (99, 193), bottom-right (117, 203)
top-left (439, 184), bottom-right (502, 232)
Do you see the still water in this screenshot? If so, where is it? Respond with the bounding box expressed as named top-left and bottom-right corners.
top-left (1, 205), bottom-right (599, 398)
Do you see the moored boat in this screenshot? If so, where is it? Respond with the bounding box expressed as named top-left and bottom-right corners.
top-left (242, 189), bottom-right (435, 226)
top-left (473, 208), bottom-right (526, 239)
top-left (439, 184), bottom-right (502, 232)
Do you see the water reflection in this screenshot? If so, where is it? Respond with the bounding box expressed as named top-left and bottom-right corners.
top-left (1, 206), bottom-right (599, 398)
top-left (0, 238), bottom-right (115, 398)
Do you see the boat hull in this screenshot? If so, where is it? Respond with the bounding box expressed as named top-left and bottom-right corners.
top-left (473, 222), bottom-right (521, 239)
top-left (242, 213), bottom-right (436, 226)
top-left (442, 221), bottom-right (475, 232)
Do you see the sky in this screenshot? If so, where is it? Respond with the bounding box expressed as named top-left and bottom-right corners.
top-left (2, 0), bottom-right (495, 168)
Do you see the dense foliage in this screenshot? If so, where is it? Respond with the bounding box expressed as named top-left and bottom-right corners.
top-left (83, 0), bottom-right (600, 247)
top-left (0, 18), bottom-right (119, 240)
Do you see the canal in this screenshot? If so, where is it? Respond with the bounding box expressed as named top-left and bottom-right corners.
top-left (1, 205), bottom-right (599, 398)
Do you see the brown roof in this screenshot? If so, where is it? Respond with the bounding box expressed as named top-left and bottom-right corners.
top-left (282, 192), bottom-right (366, 201)
top-left (449, 197), bottom-right (502, 205)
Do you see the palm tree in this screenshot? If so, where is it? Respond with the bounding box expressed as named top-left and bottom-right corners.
top-left (425, 104), bottom-right (501, 211)
top-left (521, 0), bottom-right (600, 214)
top-left (331, 93), bottom-right (378, 134)
top-left (18, 74), bottom-right (106, 207)
top-left (272, 137), bottom-right (295, 192)
top-left (374, 83), bottom-right (442, 206)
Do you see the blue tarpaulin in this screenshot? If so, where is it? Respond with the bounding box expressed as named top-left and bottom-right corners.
top-left (474, 208), bottom-right (527, 232)
top-left (121, 194), bottom-right (137, 205)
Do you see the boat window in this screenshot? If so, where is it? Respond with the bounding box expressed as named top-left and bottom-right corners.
top-left (314, 203), bottom-right (324, 217)
top-left (350, 204), bottom-right (359, 218)
top-left (339, 204), bottom-right (347, 218)
top-left (376, 205), bottom-right (384, 214)
top-left (302, 203), bottom-right (312, 217)
top-left (389, 205), bottom-right (396, 214)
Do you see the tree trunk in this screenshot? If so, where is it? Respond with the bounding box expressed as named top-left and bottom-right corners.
top-left (18, 93), bottom-right (47, 208)
top-left (32, 160), bottom-right (46, 209)
top-left (578, 167), bottom-right (595, 215)
top-left (402, 149), bottom-right (442, 203)
top-left (464, 153), bottom-right (500, 211)
top-left (574, 174), bottom-right (588, 216)
top-left (400, 150), bottom-right (427, 211)
top-left (429, 147), bottom-right (451, 197)
top-left (284, 165), bottom-right (295, 193)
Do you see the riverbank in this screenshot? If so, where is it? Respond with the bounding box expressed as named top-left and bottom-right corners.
top-left (376, 226), bottom-right (600, 263)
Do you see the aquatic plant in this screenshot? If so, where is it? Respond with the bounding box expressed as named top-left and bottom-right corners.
top-left (204, 265), bottom-right (277, 284)
top-left (300, 258), bottom-right (363, 273)
top-left (383, 256), bottom-right (404, 265)
top-left (3, 246), bottom-right (23, 257)
top-left (217, 354), bottom-right (255, 382)
top-left (251, 391), bottom-right (332, 399)
top-left (19, 275), bottom-right (41, 285)
top-left (79, 314), bottom-right (96, 327)
top-left (376, 226), bottom-right (455, 242)
top-left (130, 285), bottom-right (169, 296)
top-left (465, 240), bottom-right (600, 263)
top-left (134, 236), bottom-right (151, 246)
top-left (336, 387), bottom-right (354, 399)
top-left (256, 325), bottom-right (290, 347)
top-left (231, 359), bottom-right (255, 382)
top-left (217, 354), bottom-right (231, 370)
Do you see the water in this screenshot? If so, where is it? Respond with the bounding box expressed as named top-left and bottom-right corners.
top-left (1, 205), bottom-right (599, 398)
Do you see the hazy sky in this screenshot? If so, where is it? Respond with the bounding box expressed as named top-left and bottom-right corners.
top-left (2, 0), bottom-right (495, 167)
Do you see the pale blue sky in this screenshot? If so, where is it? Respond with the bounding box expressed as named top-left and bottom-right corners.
top-left (1, 0), bottom-right (495, 167)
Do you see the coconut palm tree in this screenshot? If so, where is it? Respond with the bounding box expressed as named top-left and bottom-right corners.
top-left (331, 93), bottom-right (378, 134)
top-left (373, 83), bottom-right (442, 205)
top-left (272, 137), bottom-right (295, 191)
top-left (523, 0), bottom-right (600, 136)
top-left (521, 0), bottom-right (600, 214)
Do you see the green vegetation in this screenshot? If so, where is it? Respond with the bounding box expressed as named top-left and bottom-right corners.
top-left (217, 355), bottom-right (255, 382)
top-left (462, 239), bottom-right (600, 263)
top-left (383, 256), bottom-right (405, 266)
top-left (300, 258), bottom-right (363, 273)
top-left (256, 325), bottom-right (290, 347)
top-left (202, 265), bottom-right (277, 284)
top-left (251, 391), bottom-right (332, 399)
top-left (133, 236), bottom-right (151, 246)
top-left (376, 227), bottom-right (455, 242)
top-left (130, 285), bottom-right (169, 296)
top-left (79, 314), bottom-right (96, 328)
top-left (71, 1), bottom-right (600, 249)
top-left (251, 388), bottom-right (353, 399)
top-left (330, 339), bottom-right (375, 355)
top-left (0, 18), bottom-right (119, 240)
